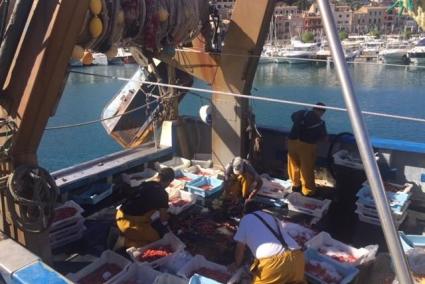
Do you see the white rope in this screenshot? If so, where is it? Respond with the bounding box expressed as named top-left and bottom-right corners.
top-left (68, 70), bottom-right (425, 124)
top-left (45, 98), bottom-right (159, 130)
top-left (175, 47), bottom-right (425, 69)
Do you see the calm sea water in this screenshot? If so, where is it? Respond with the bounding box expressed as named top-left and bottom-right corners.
top-left (38, 63), bottom-right (425, 171)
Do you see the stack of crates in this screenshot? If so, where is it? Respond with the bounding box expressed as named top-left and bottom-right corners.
top-left (49, 200), bottom-right (85, 249)
top-left (355, 182), bottom-right (413, 228)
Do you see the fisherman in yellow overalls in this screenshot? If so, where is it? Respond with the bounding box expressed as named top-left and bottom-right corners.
top-left (222, 157), bottom-right (263, 209)
top-left (287, 103), bottom-right (327, 197)
top-left (229, 201), bottom-right (306, 284)
top-left (116, 167), bottom-right (175, 248)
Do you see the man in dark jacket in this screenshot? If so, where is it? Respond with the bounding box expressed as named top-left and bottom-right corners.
top-left (116, 167), bottom-right (175, 248)
top-left (287, 103), bottom-right (327, 196)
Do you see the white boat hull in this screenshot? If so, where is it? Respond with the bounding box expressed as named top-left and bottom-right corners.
top-left (258, 57), bottom-right (275, 64)
top-left (409, 57), bottom-right (425, 65)
top-left (379, 50), bottom-right (409, 64)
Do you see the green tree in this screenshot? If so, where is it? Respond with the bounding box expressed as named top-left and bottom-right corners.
top-left (368, 27), bottom-right (380, 38)
top-left (339, 30), bottom-right (348, 40)
top-left (295, 0), bottom-right (309, 11)
top-left (301, 31), bottom-right (314, 43)
top-left (402, 30), bottom-right (413, 39)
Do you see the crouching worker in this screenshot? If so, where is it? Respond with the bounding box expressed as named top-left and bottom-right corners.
top-left (116, 167), bottom-right (175, 248)
top-left (229, 201), bottom-right (306, 284)
top-left (223, 157), bottom-right (263, 204)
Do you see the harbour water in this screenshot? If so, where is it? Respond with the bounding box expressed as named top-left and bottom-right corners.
top-left (39, 63), bottom-right (425, 171)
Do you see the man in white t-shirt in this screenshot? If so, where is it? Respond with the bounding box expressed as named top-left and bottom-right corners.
top-left (230, 201), bottom-right (306, 284)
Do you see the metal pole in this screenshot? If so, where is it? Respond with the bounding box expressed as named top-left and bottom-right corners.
top-left (316, 0), bottom-right (413, 283)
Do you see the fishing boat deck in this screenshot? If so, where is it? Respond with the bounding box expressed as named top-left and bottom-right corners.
top-left (49, 158), bottom-right (425, 283)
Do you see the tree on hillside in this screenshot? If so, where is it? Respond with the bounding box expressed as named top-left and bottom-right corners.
top-left (295, 0), bottom-right (309, 11)
top-left (301, 31), bottom-right (315, 43)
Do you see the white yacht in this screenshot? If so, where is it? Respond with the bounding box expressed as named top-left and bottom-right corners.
top-left (379, 40), bottom-right (411, 64)
top-left (407, 38), bottom-right (425, 65)
top-left (361, 40), bottom-right (385, 58)
top-left (259, 46), bottom-right (276, 64)
top-left (317, 40), bottom-right (360, 62)
top-left (279, 39), bottom-right (319, 64)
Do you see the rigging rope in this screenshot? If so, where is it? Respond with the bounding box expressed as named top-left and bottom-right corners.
top-left (45, 98), bottom-right (159, 130)
top-left (68, 69), bottom-right (425, 124)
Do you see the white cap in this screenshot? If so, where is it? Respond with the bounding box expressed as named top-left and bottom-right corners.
top-left (199, 105), bottom-right (212, 125)
top-left (232, 157), bottom-right (244, 175)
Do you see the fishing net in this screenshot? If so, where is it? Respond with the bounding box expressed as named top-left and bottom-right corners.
top-left (75, 0), bottom-right (210, 62)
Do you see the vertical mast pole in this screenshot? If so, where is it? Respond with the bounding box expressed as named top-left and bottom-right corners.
top-left (317, 0), bottom-right (413, 283)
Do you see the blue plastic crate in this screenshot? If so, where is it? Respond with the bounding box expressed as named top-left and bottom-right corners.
top-left (305, 249), bottom-right (359, 284)
top-left (72, 183), bottom-right (113, 205)
top-left (189, 274), bottom-right (223, 284)
top-left (186, 177), bottom-right (223, 197)
top-left (356, 186), bottom-right (410, 212)
top-left (399, 231), bottom-right (425, 252)
top-left (12, 261), bottom-right (70, 284)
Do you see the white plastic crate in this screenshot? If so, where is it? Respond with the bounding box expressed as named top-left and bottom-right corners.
top-left (154, 274), bottom-right (188, 284)
top-left (51, 200), bottom-right (84, 231)
top-left (72, 183), bottom-right (114, 205)
top-left (49, 217), bottom-right (84, 243)
top-left (67, 250), bottom-right (131, 284)
top-left (285, 192), bottom-right (332, 218)
top-left (161, 250), bottom-right (193, 275)
top-left (175, 170), bottom-right (202, 183)
top-left (356, 200), bottom-right (410, 218)
top-left (356, 209), bottom-right (408, 228)
top-left (177, 255), bottom-right (234, 283)
top-left (190, 160), bottom-right (213, 169)
top-left (166, 180), bottom-right (186, 199)
top-left (356, 186), bottom-right (411, 214)
top-left (362, 181), bottom-right (413, 195)
top-left (121, 168), bottom-right (158, 187)
top-left (305, 232), bottom-right (378, 266)
top-left (285, 222), bottom-right (317, 249)
top-left (50, 226), bottom-right (85, 249)
top-left (168, 190), bottom-right (197, 215)
top-left (258, 175), bottom-right (291, 200)
top-left (332, 150), bottom-right (365, 170)
top-left (184, 166), bottom-right (223, 178)
top-left (110, 263), bottom-right (161, 284)
top-left (127, 232), bottom-right (186, 268)
top-left (155, 157), bottom-right (191, 171)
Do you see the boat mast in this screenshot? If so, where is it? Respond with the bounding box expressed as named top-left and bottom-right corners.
top-left (160, 0), bottom-right (276, 167)
top-left (317, 0), bottom-right (413, 283)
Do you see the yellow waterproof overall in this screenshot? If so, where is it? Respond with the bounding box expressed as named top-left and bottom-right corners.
top-left (287, 139), bottom-right (317, 196)
top-left (225, 173), bottom-right (255, 201)
top-left (116, 209), bottom-right (160, 248)
top-left (250, 250), bottom-right (306, 284)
